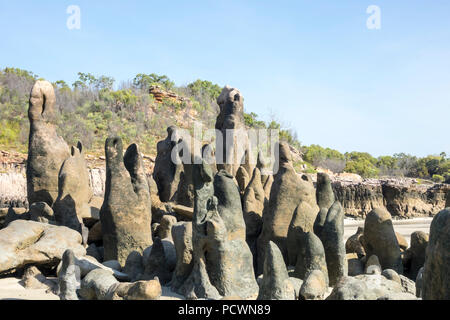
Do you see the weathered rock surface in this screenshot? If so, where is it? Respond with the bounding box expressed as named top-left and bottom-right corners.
top-left (361, 208), bottom-right (403, 273)
top-left (403, 231), bottom-right (428, 280)
top-left (299, 270), bottom-right (327, 300)
top-left (365, 255), bottom-right (382, 275)
top-left (153, 126), bottom-right (183, 203)
top-left (327, 274), bottom-right (414, 300)
top-left (169, 222), bottom-right (194, 292)
top-left (317, 200), bottom-right (347, 286)
top-left (57, 254), bottom-right (129, 281)
top-left (182, 161), bottom-right (258, 300)
top-left (316, 173), bottom-right (335, 211)
top-left (79, 268), bottom-right (119, 300)
top-left (215, 86), bottom-right (253, 177)
top-left (57, 249), bottom-right (80, 300)
top-left (142, 237), bottom-right (176, 284)
top-left (242, 168), bottom-right (266, 261)
top-left (100, 137), bottom-right (152, 266)
top-left (422, 208), bottom-right (450, 300)
top-left (20, 266), bottom-right (56, 292)
top-left (291, 231), bottom-right (328, 285)
top-left (257, 142), bottom-right (318, 274)
top-left (287, 201), bottom-right (318, 267)
top-left (332, 179), bottom-right (449, 218)
top-left (29, 202), bottom-right (55, 224)
top-left (345, 227), bottom-right (365, 257)
top-left (214, 169), bottom-right (246, 241)
top-left (26, 80), bottom-right (70, 206)
top-left (53, 142), bottom-right (93, 234)
top-left (347, 253), bottom-right (364, 276)
top-left (0, 220), bottom-right (85, 275)
top-left (107, 278), bottom-right (162, 300)
top-left (257, 241), bottom-right (296, 300)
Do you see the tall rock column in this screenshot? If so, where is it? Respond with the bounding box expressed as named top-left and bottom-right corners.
top-left (215, 86), bottom-right (253, 177)
top-left (100, 137), bottom-right (152, 266)
top-left (53, 142), bottom-right (93, 235)
top-left (256, 142), bottom-right (318, 275)
top-left (422, 208), bottom-right (450, 300)
top-left (26, 80), bottom-right (70, 206)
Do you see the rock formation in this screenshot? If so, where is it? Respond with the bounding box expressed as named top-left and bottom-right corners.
top-left (361, 208), bottom-right (403, 273)
top-left (257, 142), bottom-right (318, 275)
top-left (181, 161), bottom-right (258, 299)
top-left (257, 241), bottom-right (296, 300)
top-left (169, 222), bottom-right (194, 292)
top-left (26, 80), bottom-right (70, 206)
top-left (403, 231), bottom-right (428, 280)
top-left (291, 231), bottom-right (328, 286)
top-left (242, 168), bottom-right (267, 263)
top-left (100, 137), bottom-right (152, 266)
top-left (345, 227), bottom-right (365, 257)
top-left (29, 201), bottom-right (55, 224)
top-left (153, 126), bottom-right (183, 202)
top-left (57, 249), bottom-right (80, 300)
top-left (53, 142), bottom-right (92, 235)
top-left (333, 179), bottom-right (449, 218)
top-left (213, 170), bottom-right (246, 241)
top-left (422, 208), bottom-right (450, 300)
top-left (142, 237), bottom-right (176, 285)
top-left (316, 201), bottom-right (347, 286)
top-left (215, 86), bottom-right (253, 177)
top-left (327, 274), bottom-right (416, 300)
top-left (0, 220), bottom-right (85, 275)
top-left (299, 270), bottom-right (327, 300)
top-left (287, 201), bottom-right (319, 266)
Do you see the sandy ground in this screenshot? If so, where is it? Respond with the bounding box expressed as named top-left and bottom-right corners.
top-left (0, 218), bottom-right (432, 300)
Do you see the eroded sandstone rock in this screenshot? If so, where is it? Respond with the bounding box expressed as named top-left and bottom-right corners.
top-left (422, 208), bottom-right (450, 300)
top-left (100, 137), bottom-right (152, 266)
top-left (361, 208), bottom-right (403, 273)
top-left (26, 80), bottom-right (70, 206)
top-left (0, 220), bottom-right (85, 275)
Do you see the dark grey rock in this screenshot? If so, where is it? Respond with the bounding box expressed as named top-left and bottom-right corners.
top-left (58, 249), bottom-right (80, 300)
top-left (257, 241), bottom-right (295, 300)
top-left (403, 231), bottom-right (428, 280)
top-left (422, 208), bottom-right (450, 300)
top-left (142, 237), bottom-right (176, 285)
top-left (169, 222), bottom-right (194, 292)
top-left (79, 268), bottom-right (118, 300)
top-left (100, 138), bottom-right (152, 266)
top-left (29, 202), bottom-right (55, 224)
top-left (317, 201), bottom-right (347, 286)
top-left (214, 169), bottom-right (246, 241)
top-left (153, 126), bottom-right (183, 203)
top-left (362, 208), bottom-right (403, 273)
top-left (291, 231), bottom-right (328, 286)
top-left (123, 251), bottom-right (144, 282)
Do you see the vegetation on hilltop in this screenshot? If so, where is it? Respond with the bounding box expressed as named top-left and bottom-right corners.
top-left (0, 67), bottom-right (448, 182)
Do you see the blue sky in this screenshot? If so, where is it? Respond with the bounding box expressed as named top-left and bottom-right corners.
top-left (1, 0), bottom-right (449, 157)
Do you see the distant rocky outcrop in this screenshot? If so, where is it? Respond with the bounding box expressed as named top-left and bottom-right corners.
top-left (332, 178), bottom-right (448, 219)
